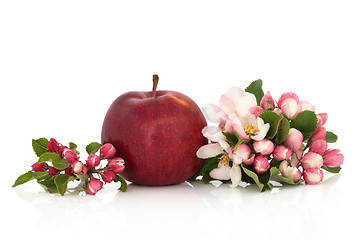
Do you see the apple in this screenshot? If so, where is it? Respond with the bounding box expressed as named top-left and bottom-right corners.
top-left (101, 74), bottom-right (207, 186)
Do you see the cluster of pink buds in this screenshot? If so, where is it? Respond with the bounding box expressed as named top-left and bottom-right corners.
top-left (15, 138), bottom-right (127, 196)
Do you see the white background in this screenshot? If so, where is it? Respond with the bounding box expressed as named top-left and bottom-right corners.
top-left (1, 1), bottom-right (359, 239)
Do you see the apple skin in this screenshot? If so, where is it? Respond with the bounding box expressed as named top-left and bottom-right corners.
top-left (101, 90), bottom-right (207, 186)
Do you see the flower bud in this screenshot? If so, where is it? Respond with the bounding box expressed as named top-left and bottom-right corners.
top-left (100, 143), bottom-right (116, 159)
top-left (48, 167), bottom-right (60, 176)
top-left (309, 139), bottom-right (327, 155)
top-left (290, 149), bottom-right (303, 168)
top-left (278, 92), bottom-right (299, 107)
top-left (279, 161), bottom-right (302, 182)
top-left (48, 138), bottom-right (60, 153)
top-left (316, 113), bottom-right (328, 128)
top-left (233, 144), bottom-right (251, 164)
top-left (253, 139), bottom-right (274, 155)
top-left (64, 166), bottom-right (75, 176)
top-left (281, 98), bottom-right (301, 119)
top-left (309, 127), bottom-right (326, 143)
top-left (82, 165), bottom-right (88, 175)
top-left (72, 161), bottom-right (83, 174)
top-left (31, 162), bottom-right (48, 172)
top-left (62, 147), bottom-right (78, 163)
top-left (242, 153), bottom-right (255, 165)
top-left (284, 128), bottom-right (303, 152)
top-left (108, 157), bottom-right (125, 173)
top-left (304, 168), bottom-right (324, 185)
top-left (300, 100), bottom-right (315, 111)
top-left (102, 170), bottom-right (116, 183)
top-left (254, 155), bottom-right (270, 174)
top-left (301, 152), bottom-right (323, 170)
top-left (87, 179), bottom-right (103, 195)
top-left (323, 149), bottom-right (344, 167)
top-left (86, 154), bottom-right (100, 168)
top-left (260, 91), bottom-right (275, 110)
top-left (272, 146), bottom-right (291, 161)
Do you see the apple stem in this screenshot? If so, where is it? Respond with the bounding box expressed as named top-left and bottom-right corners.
top-left (152, 74), bottom-right (159, 98)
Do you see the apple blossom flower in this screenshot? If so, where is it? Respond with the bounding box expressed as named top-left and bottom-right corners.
top-left (243, 153), bottom-right (255, 165)
top-left (202, 104), bottom-right (228, 123)
top-left (197, 143), bottom-right (225, 159)
top-left (108, 157), bottom-right (125, 173)
top-left (272, 145), bottom-right (292, 161)
top-left (323, 149), bottom-right (344, 167)
top-left (100, 143), bottom-right (116, 159)
top-left (284, 128), bottom-right (303, 152)
top-left (278, 92), bottom-right (299, 107)
top-left (253, 139), bottom-right (274, 155)
top-left (229, 164), bottom-right (242, 188)
top-left (48, 167), bottom-right (60, 176)
top-left (62, 147), bottom-right (78, 163)
top-left (87, 179), bottom-right (103, 195)
top-left (254, 155), bottom-right (270, 174)
top-left (102, 170), bottom-right (116, 183)
top-left (31, 162), bottom-right (48, 172)
top-left (280, 98), bottom-right (302, 119)
top-left (309, 127), bottom-right (326, 143)
top-left (300, 100), bottom-right (315, 111)
top-left (301, 152), bottom-right (323, 170)
top-left (232, 144), bottom-right (251, 164)
top-left (48, 138), bottom-right (60, 153)
top-left (303, 168), bottom-right (324, 185)
top-left (316, 113), bottom-right (328, 128)
top-left (279, 161), bottom-right (302, 182)
top-left (290, 149), bottom-right (303, 168)
top-left (209, 155), bottom-right (231, 180)
top-left (72, 161), bottom-right (84, 174)
top-left (309, 139), bottom-right (328, 155)
top-left (86, 154), bottom-right (101, 168)
top-left (260, 91), bottom-right (275, 111)
top-left (245, 117), bottom-right (270, 141)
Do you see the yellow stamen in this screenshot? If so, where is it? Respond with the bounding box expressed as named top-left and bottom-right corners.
top-left (218, 155), bottom-right (230, 166)
top-left (244, 124), bottom-right (259, 136)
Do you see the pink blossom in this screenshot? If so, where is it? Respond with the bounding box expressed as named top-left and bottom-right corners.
top-left (86, 154), bottom-right (101, 168)
top-left (304, 168), bottom-right (324, 185)
top-left (254, 155), bottom-right (270, 174)
top-left (281, 98), bottom-right (302, 119)
top-left (48, 167), bottom-right (60, 176)
top-left (309, 139), bottom-right (328, 155)
top-left (279, 161), bottom-right (302, 182)
top-left (278, 92), bottom-right (299, 107)
top-left (253, 139), bottom-right (274, 155)
top-left (100, 143), bottom-right (116, 159)
top-left (31, 162), bottom-right (48, 172)
top-left (284, 128), bottom-right (303, 152)
top-left (233, 144), bottom-right (251, 164)
top-left (108, 157), bottom-right (125, 173)
top-left (260, 91), bottom-right (275, 110)
top-left (87, 179), bottom-right (103, 195)
top-left (272, 145), bottom-right (292, 161)
top-left (316, 113), bottom-right (328, 128)
top-left (309, 127), bottom-right (326, 143)
top-left (72, 161), bottom-right (84, 174)
top-left (301, 152), bottom-right (323, 170)
top-left (62, 147), bottom-right (78, 163)
top-left (290, 149), bottom-right (303, 167)
top-left (300, 101), bottom-right (315, 111)
top-left (323, 149), bottom-right (344, 167)
top-left (242, 153), bottom-right (255, 165)
top-left (48, 138), bottom-right (60, 153)
top-left (102, 170), bottom-right (116, 183)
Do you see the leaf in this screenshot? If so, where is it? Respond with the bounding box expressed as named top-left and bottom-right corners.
top-left (222, 131), bottom-right (243, 148)
top-left (32, 138), bottom-right (49, 157)
top-left (245, 79), bottom-right (264, 105)
top-left (38, 152), bottom-right (61, 163)
top-left (113, 175), bottom-right (128, 192)
top-left (259, 110), bottom-right (283, 139)
top-left (325, 131), bottom-right (338, 143)
top-left (290, 110), bottom-right (318, 140)
top-left (32, 171), bottom-right (50, 181)
top-left (12, 171), bottom-right (34, 187)
top-left (276, 117), bottom-right (290, 144)
top-left (69, 142), bottom-right (80, 155)
top-left (275, 174), bottom-right (303, 185)
top-left (241, 164), bottom-right (278, 192)
top-left (201, 172), bottom-right (214, 184)
top-left (54, 174), bottom-right (70, 196)
top-left (52, 157), bottom-right (71, 170)
top-left (322, 165), bottom-right (342, 173)
top-left (197, 154), bottom-right (222, 176)
top-left (37, 178), bottom-right (58, 194)
top-left (241, 165), bottom-right (265, 191)
top-left (86, 142), bottom-right (102, 155)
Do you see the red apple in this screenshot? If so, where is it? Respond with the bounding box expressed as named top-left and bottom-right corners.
top-left (101, 75), bottom-right (207, 186)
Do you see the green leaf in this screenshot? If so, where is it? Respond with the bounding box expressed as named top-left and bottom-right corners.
top-left (86, 142), bottom-right (102, 155)
top-left (69, 142), bottom-right (80, 155)
top-left (32, 171), bottom-right (50, 181)
top-left (275, 174), bottom-right (303, 185)
top-left (276, 117), bottom-right (290, 144)
top-left (241, 165), bottom-right (265, 191)
top-left (259, 110), bottom-right (283, 139)
top-left (290, 110), bottom-right (318, 140)
top-left (54, 174), bottom-right (70, 196)
top-left (32, 138), bottom-right (49, 157)
top-left (12, 171), bottom-right (34, 187)
top-left (37, 178), bottom-right (58, 194)
top-left (325, 131), bottom-right (338, 143)
top-left (201, 172), bottom-right (214, 184)
top-left (52, 157), bottom-right (71, 170)
top-left (198, 155), bottom-right (222, 176)
top-left (241, 164), bottom-right (278, 192)
top-left (322, 165), bottom-right (342, 173)
top-left (222, 131), bottom-right (243, 148)
top-left (113, 175), bottom-right (128, 192)
top-left (38, 152), bottom-right (61, 163)
top-left (245, 79), bottom-right (264, 105)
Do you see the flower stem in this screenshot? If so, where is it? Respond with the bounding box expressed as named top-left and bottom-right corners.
top-left (152, 74), bottom-right (159, 98)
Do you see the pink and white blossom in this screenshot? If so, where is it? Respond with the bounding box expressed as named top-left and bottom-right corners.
top-left (278, 92), bottom-right (299, 107)
top-left (280, 98), bottom-right (301, 119)
top-left (254, 155), bottom-right (270, 174)
top-left (87, 179), bottom-right (103, 195)
top-left (279, 161), bottom-right (302, 182)
top-left (304, 168), bottom-right (324, 185)
top-left (290, 149), bottom-right (303, 168)
top-left (260, 91), bottom-right (275, 110)
top-left (284, 128), bottom-right (303, 152)
top-left (273, 145), bottom-right (292, 161)
top-left (253, 139), bottom-right (274, 155)
top-left (309, 127), bottom-right (326, 143)
top-left (323, 149), bottom-right (344, 167)
top-left (300, 101), bottom-right (315, 111)
top-left (301, 152), bottom-right (323, 170)
top-left (309, 139), bottom-right (328, 155)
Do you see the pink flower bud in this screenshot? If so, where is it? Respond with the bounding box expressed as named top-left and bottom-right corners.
top-left (323, 149), bottom-right (344, 167)
top-left (284, 128), bottom-right (303, 152)
top-left (48, 138), bottom-right (60, 153)
top-left (278, 92), bottom-right (299, 107)
top-left (279, 161), bottom-right (302, 182)
top-left (290, 149), bottom-right (303, 167)
top-left (254, 155), bottom-right (270, 174)
top-left (316, 113), bottom-right (328, 128)
top-left (64, 166), bottom-right (75, 176)
top-left (82, 165), bottom-right (88, 175)
top-left (31, 162), bottom-right (48, 172)
top-left (301, 152), bottom-right (323, 170)
top-left (86, 154), bottom-right (100, 168)
top-left (72, 161), bottom-right (83, 174)
top-left (108, 157), bottom-right (125, 173)
top-left (309, 127), bottom-right (326, 143)
top-left (253, 139), bottom-right (274, 155)
top-left (62, 147), bottom-right (78, 163)
top-left (309, 139), bottom-right (328, 155)
top-left (281, 98), bottom-right (302, 119)
top-left (100, 143), bottom-right (116, 159)
top-left (304, 168), bottom-right (324, 185)
top-left (102, 170), bottom-right (116, 183)
top-left (87, 179), bottom-right (103, 195)
top-left (48, 167), bottom-right (60, 176)
top-left (242, 153), bottom-right (255, 165)
top-left (260, 91), bottom-right (275, 110)
top-left (233, 144), bottom-right (251, 164)
top-left (299, 101), bottom-right (315, 111)
top-left (272, 146), bottom-right (292, 161)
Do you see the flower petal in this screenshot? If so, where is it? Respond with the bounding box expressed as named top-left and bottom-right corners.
top-left (202, 104), bottom-right (225, 123)
top-left (230, 164), bottom-right (242, 188)
top-left (196, 143), bottom-right (224, 159)
top-left (202, 126), bottom-right (223, 141)
top-left (223, 87), bottom-right (246, 106)
top-left (220, 95), bottom-right (236, 115)
top-left (209, 163), bottom-right (231, 180)
top-left (252, 123), bottom-right (270, 141)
